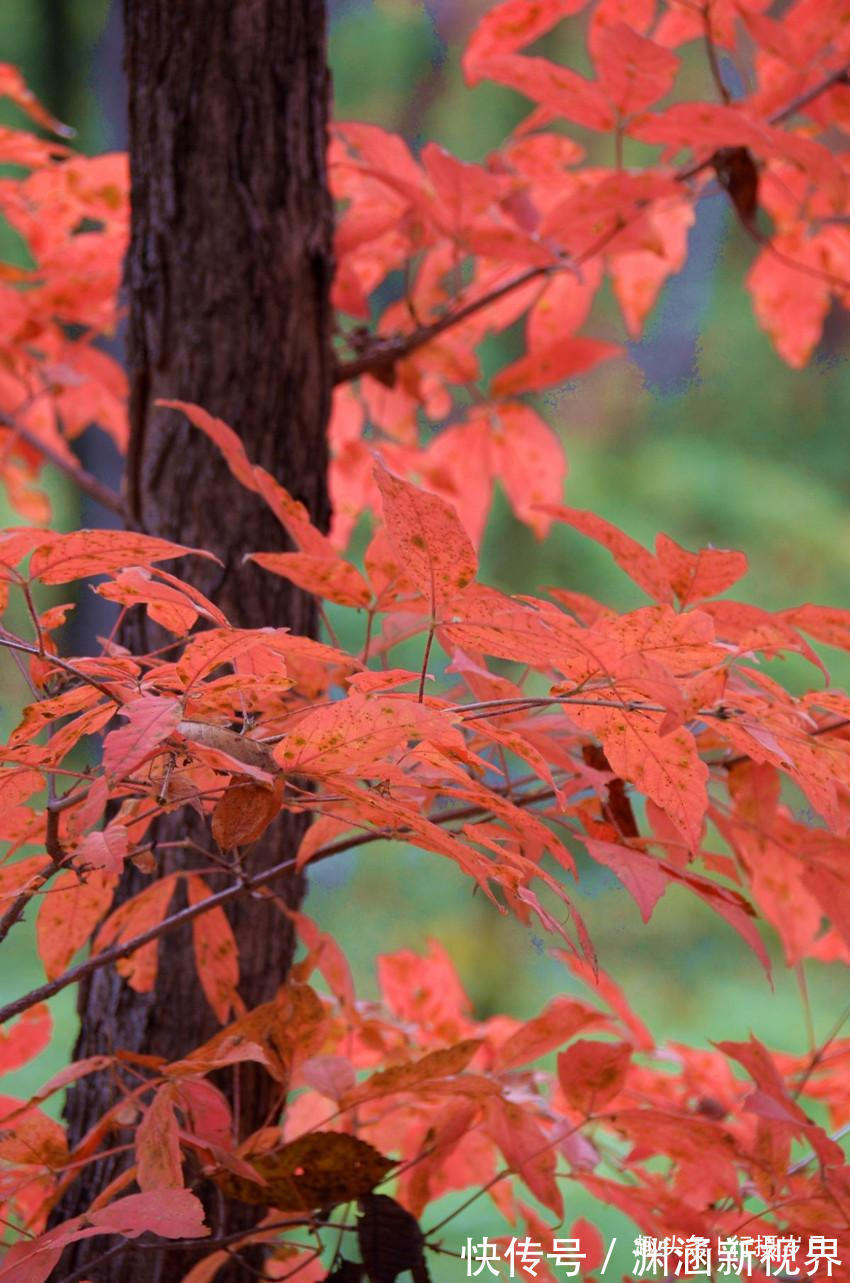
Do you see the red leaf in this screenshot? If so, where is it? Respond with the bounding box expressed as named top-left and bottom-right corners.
top-left (485, 1097), bottom-right (563, 1217)
top-left (542, 505), bottom-right (673, 601)
top-left (157, 399), bottom-right (257, 491)
top-left (0, 1004), bottom-right (51, 1073)
top-left (489, 403), bottom-right (568, 538)
top-left (74, 824), bottom-right (129, 874)
top-left (274, 695), bottom-right (463, 776)
top-left (422, 143), bottom-right (508, 236)
top-left (163, 399), bottom-right (334, 555)
top-left (583, 838), bottom-right (669, 923)
top-left (94, 875), bottom-right (179, 993)
top-left (462, 0), bottom-right (590, 83)
top-left (85, 1188), bottom-right (209, 1238)
top-left (0, 1093), bottom-right (68, 1165)
top-left (247, 552), bottom-right (372, 608)
top-left (654, 534), bottom-right (748, 606)
top-left (593, 24), bottom-right (679, 116)
top-left (186, 874), bottom-right (240, 1025)
top-left (28, 530), bottom-right (217, 584)
top-left (474, 54), bottom-right (615, 132)
top-left (37, 869), bottom-right (116, 978)
top-left (557, 1039), bottom-right (631, 1113)
top-left (491, 336), bottom-right (620, 397)
top-left (783, 603), bottom-right (850, 651)
top-left (528, 264), bottom-right (603, 346)
top-left (137, 1084), bottom-right (184, 1190)
top-left (102, 695), bottom-right (182, 779)
top-left (747, 239), bottom-right (831, 368)
top-left (494, 996), bottom-right (605, 1069)
top-left (374, 462), bottom-right (478, 614)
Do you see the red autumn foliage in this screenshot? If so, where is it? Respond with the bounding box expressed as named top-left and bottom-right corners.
top-left (2, 1), bottom-right (850, 1278)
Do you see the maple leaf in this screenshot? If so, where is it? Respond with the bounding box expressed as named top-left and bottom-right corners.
top-left (374, 462), bottom-right (478, 614)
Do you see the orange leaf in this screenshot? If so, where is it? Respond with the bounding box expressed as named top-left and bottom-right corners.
top-left (491, 336), bottom-right (620, 398)
top-left (94, 875), bottom-right (179, 993)
top-left (274, 694), bottom-right (463, 777)
top-left (247, 551), bottom-right (372, 607)
top-left (102, 695), bottom-right (182, 779)
top-left (37, 869), bottom-right (116, 979)
top-left (157, 399), bottom-right (257, 491)
top-left (28, 529), bottom-right (217, 584)
top-left (462, 0), bottom-right (589, 83)
top-left (542, 505), bottom-right (673, 602)
top-left (0, 1004), bottom-right (51, 1073)
top-left (211, 777), bottom-right (283, 850)
top-left (494, 996), bottom-right (605, 1069)
top-left (655, 533), bottom-right (748, 606)
top-left (571, 703), bottom-right (708, 849)
top-left (374, 462), bottom-right (477, 614)
top-left (342, 1040), bottom-right (483, 1106)
top-left (0, 64), bottom-right (71, 134)
top-left (0, 1093), bottom-right (68, 1166)
top-left (278, 697), bottom-right (466, 774)
top-left (557, 1039), bottom-right (631, 1113)
top-left (185, 874), bottom-right (240, 1025)
top-left (96, 565), bottom-right (226, 633)
top-left (593, 23), bottom-right (678, 116)
top-left (137, 1084), bottom-right (183, 1190)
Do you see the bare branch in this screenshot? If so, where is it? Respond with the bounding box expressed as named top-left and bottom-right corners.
top-left (0, 630), bottom-right (122, 703)
top-left (768, 59), bottom-right (850, 126)
top-left (701, 3), bottom-right (731, 104)
top-left (333, 264), bottom-right (551, 385)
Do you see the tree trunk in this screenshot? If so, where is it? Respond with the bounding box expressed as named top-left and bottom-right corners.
top-left (57, 2), bottom-right (334, 1278)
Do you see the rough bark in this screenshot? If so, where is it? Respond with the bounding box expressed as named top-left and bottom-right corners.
top-left (57, 2), bottom-right (334, 1279)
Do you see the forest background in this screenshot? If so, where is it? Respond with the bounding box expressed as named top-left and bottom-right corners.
top-left (1, 0), bottom-right (849, 1271)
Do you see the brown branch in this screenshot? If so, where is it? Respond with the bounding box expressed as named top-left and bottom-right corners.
top-left (0, 792), bottom-right (81, 947)
top-left (702, 3), bottom-right (731, 104)
top-left (0, 630), bottom-right (122, 703)
top-left (0, 887), bottom-right (42, 948)
top-left (767, 59), bottom-right (850, 127)
top-left (0, 409), bottom-right (124, 518)
top-left (333, 264), bottom-right (551, 385)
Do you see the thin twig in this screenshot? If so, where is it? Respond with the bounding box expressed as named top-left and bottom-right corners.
top-left (418, 626), bottom-right (435, 703)
top-left (334, 265), bottom-right (551, 384)
top-left (702, 3), bottom-right (731, 104)
top-left (0, 630), bottom-right (121, 703)
top-left (767, 59), bottom-right (850, 126)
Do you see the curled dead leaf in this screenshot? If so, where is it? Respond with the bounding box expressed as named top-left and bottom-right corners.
top-left (211, 775), bottom-right (285, 849)
top-left (212, 1131), bottom-right (394, 1211)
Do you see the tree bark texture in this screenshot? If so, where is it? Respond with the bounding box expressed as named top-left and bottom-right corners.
top-left (58, 2), bottom-right (334, 1279)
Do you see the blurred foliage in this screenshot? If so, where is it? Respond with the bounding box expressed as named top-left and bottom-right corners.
top-left (1, 4), bottom-right (848, 1265)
